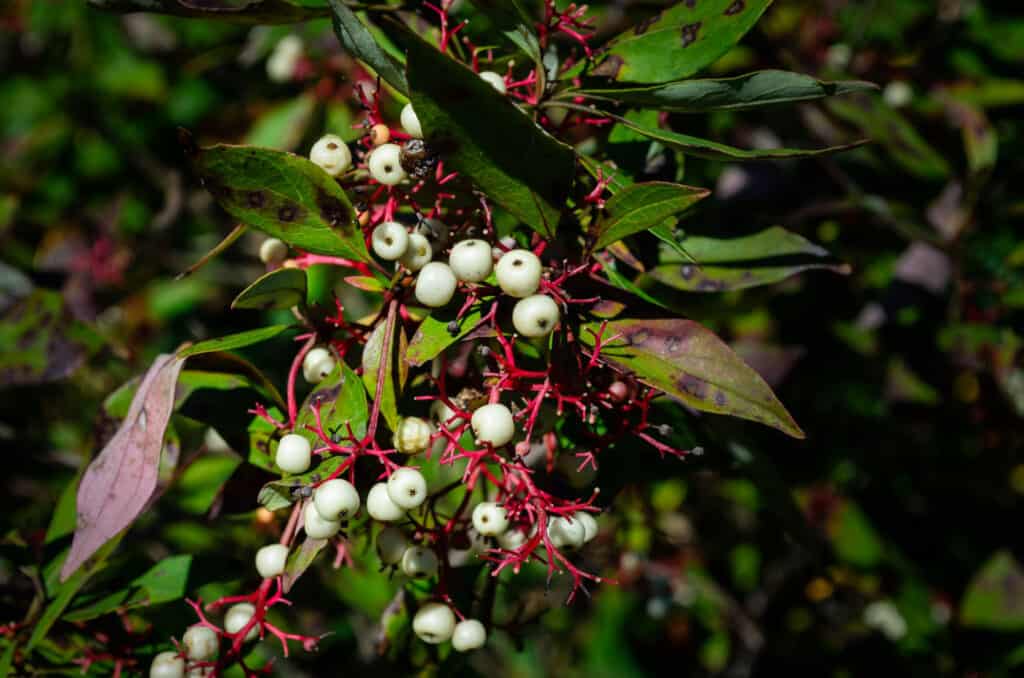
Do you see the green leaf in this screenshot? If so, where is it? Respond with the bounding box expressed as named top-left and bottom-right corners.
top-left (826, 498), bottom-right (884, 568)
top-left (295, 362), bottom-right (369, 445)
top-left (172, 454), bottom-right (242, 515)
top-left (232, 268), bottom-right (307, 310)
top-left (402, 26), bottom-right (575, 237)
top-left (45, 471), bottom-right (82, 545)
top-left (591, 0), bottom-right (772, 83)
top-left (327, 0), bottom-right (408, 94)
top-left (87, 0), bottom-right (327, 23)
top-left (189, 141), bottom-right (367, 260)
top-left (282, 535), bottom-right (328, 593)
top-left (62, 555), bottom-right (192, 622)
top-left (583, 70), bottom-right (877, 112)
top-left (961, 551), bottom-right (1024, 631)
top-left (361, 314), bottom-right (404, 432)
top-left (467, 0), bottom-right (542, 63)
top-left (178, 325), bottom-right (291, 359)
top-left (245, 94), bottom-right (318, 151)
top-left (258, 456), bottom-right (348, 511)
top-left (592, 181), bottom-right (709, 251)
top-left (406, 306), bottom-right (484, 367)
top-left (645, 226), bottom-right (847, 292)
top-left (580, 318), bottom-right (803, 437)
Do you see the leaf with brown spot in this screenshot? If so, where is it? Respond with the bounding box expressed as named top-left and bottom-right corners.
top-left (87, 0), bottom-right (327, 23)
top-left (581, 318), bottom-right (804, 438)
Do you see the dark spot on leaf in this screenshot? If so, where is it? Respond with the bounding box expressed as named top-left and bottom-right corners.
top-left (316, 190), bottom-right (352, 234)
top-left (714, 391), bottom-right (727, 406)
top-left (592, 55), bottom-right (625, 79)
top-left (665, 337), bottom-right (681, 354)
top-left (681, 22), bottom-right (701, 47)
top-left (311, 384), bottom-right (342, 409)
top-left (447, 321), bottom-right (460, 336)
top-left (678, 374), bottom-right (708, 399)
top-left (278, 205), bottom-right (298, 222)
top-left (634, 12), bottom-right (661, 35)
top-left (696, 278), bottom-right (725, 292)
top-left (247, 191), bottom-right (265, 208)
top-left (684, 0), bottom-right (697, 7)
top-left (724, 0), bottom-right (745, 15)
top-left (680, 264), bottom-right (695, 280)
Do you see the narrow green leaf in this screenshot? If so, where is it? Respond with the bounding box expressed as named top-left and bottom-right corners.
top-left (245, 94), bottom-right (318, 151)
top-left (62, 555), bottom-right (192, 622)
top-left (406, 307), bottom-right (484, 367)
top-left (361, 315), bottom-right (404, 432)
top-left (580, 318), bottom-right (803, 438)
top-left (45, 471), bottom-right (83, 545)
top-left (178, 325), bottom-right (290, 359)
top-left (593, 181), bottom-right (709, 251)
top-left (232, 268), bottom-right (307, 311)
top-left (189, 141), bottom-right (367, 260)
top-left (592, 0), bottom-right (772, 83)
top-left (87, 0), bottom-right (328, 23)
top-left (961, 551), bottom-right (1024, 630)
top-left (327, 0), bottom-right (408, 94)
top-left (283, 535), bottom-right (328, 593)
top-left (0, 640), bottom-right (16, 678)
top-left (584, 70), bottom-right (877, 112)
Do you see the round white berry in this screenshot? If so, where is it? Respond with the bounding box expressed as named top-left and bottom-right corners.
top-left (367, 143), bottom-right (406, 185)
top-left (182, 625), bottom-right (218, 661)
top-left (512, 295), bottom-right (559, 338)
top-left (371, 221), bottom-right (410, 261)
top-left (415, 218), bottom-right (450, 254)
top-left (448, 239), bottom-right (494, 283)
top-left (414, 262), bottom-right (457, 308)
top-left (430, 399), bottom-right (462, 428)
top-left (472, 502), bottom-right (509, 537)
top-left (387, 467), bottom-right (427, 510)
top-left (258, 237), bottom-right (288, 266)
top-left (254, 543), bottom-right (289, 579)
top-left (303, 501), bottom-right (340, 539)
top-left (495, 249), bottom-right (542, 298)
top-left (394, 416), bottom-right (433, 455)
top-left (376, 526), bottom-right (409, 565)
top-left (451, 618), bottom-right (487, 652)
top-left (367, 482), bottom-right (405, 522)
top-left (309, 134), bottom-right (352, 177)
top-left (547, 515), bottom-right (586, 550)
top-left (400, 103), bottom-right (423, 138)
top-left (313, 478), bottom-right (360, 521)
top-left (497, 527), bottom-right (527, 551)
top-left (401, 544), bottom-right (439, 579)
top-left (266, 35), bottom-right (302, 83)
top-left (302, 347), bottom-right (335, 384)
top-left (478, 70), bottom-right (506, 94)
top-left (149, 651), bottom-right (185, 678)
top-left (275, 434), bottom-right (311, 474)
top-left (577, 511), bottom-right (598, 543)
top-left (400, 232), bottom-right (433, 271)
top-left (471, 403), bottom-right (515, 448)
top-left (224, 603), bottom-right (259, 642)
top-left (412, 603), bottom-right (455, 644)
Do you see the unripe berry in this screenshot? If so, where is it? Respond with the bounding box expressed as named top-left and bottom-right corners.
top-left (376, 526), bottom-right (408, 565)
top-left (275, 434), bottom-right (311, 474)
top-left (313, 478), bottom-right (360, 521)
top-left (448, 239), bottom-right (494, 283)
top-left (401, 544), bottom-right (439, 579)
top-left (371, 221), bottom-right (410, 261)
top-left (369, 123), bottom-right (390, 145)
top-left (547, 515), bottom-right (586, 550)
top-left (471, 403), bottom-right (515, 447)
top-left (309, 134), bottom-right (352, 177)
top-left (149, 651), bottom-right (185, 678)
top-left (412, 602), bottom-right (456, 644)
top-left (303, 501), bottom-right (341, 539)
top-left (495, 249), bottom-right (542, 298)
top-left (472, 502), bottom-right (509, 536)
top-left (266, 35), bottom-right (302, 83)
top-left (400, 232), bottom-right (433, 271)
top-left (452, 619), bottom-right (487, 652)
top-left (367, 482), bottom-right (405, 522)
top-left (224, 603), bottom-right (258, 642)
top-left (577, 511), bottom-right (598, 542)
top-left (367, 143), bottom-right (406, 185)
top-left (401, 103), bottom-right (423, 138)
top-left (387, 467), bottom-right (427, 509)
top-left (302, 347), bottom-right (335, 384)
top-left (478, 70), bottom-right (507, 94)
top-left (512, 294), bottom-right (560, 338)
top-left (394, 416), bottom-right (433, 455)
top-left (415, 262), bottom-right (457, 308)
top-left (182, 625), bottom-right (218, 661)
top-left (259, 237), bottom-right (288, 266)
top-left (255, 543), bottom-right (289, 579)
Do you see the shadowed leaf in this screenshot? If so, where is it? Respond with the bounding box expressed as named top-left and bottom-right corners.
top-left (295, 361), bottom-right (369, 447)
top-left (87, 0), bottom-right (327, 22)
top-left (232, 268), bottom-right (307, 310)
top-left (327, 0), bottom-right (408, 93)
top-left (62, 555), bottom-right (192, 622)
top-left (961, 551), bottom-right (1024, 630)
top-left (283, 534), bottom-right (329, 592)
top-left (178, 325), bottom-right (291, 358)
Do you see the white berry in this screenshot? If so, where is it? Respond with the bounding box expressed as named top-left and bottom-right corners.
top-left (367, 482), bottom-right (405, 522)
top-left (400, 232), bottom-right (433, 271)
top-left (512, 295), bottom-right (560, 338)
top-left (275, 434), bottom-right (311, 474)
top-left (309, 134), bottom-right (352, 177)
top-left (387, 467), bottom-right (427, 510)
top-left (254, 543), bottom-right (289, 579)
top-left (313, 478), bottom-right (360, 521)
top-left (448, 239), bottom-right (494, 283)
top-left (376, 526), bottom-right (409, 565)
top-left (182, 625), bottom-right (218, 661)
top-left (452, 619), bottom-right (487, 652)
top-left (303, 500), bottom-right (340, 539)
top-left (367, 143), bottom-right (406, 185)
top-left (302, 347), bottom-right (335, 384)
top-left (224, 603), bottom-right (258, 642)
top-left (577, 511), bottom-right (598, 543)
top-left (394, 416), bottom-right (433, 455)
top-left (471, 403), bottom-right (515, 447)
top-left (401, 544), bottom-right (439, 579)
top-left (431, 399), bottom-right (462, 428)
top-left (415, 218), bottom-right (450, 254)
top-left (495, 249), bottom-right (542, 297)
top-left (547, 515), bottom-right (586, 550)
top-left (371, 221), bottom-right (410, 261)
top-left (415, 262), bottom-right (457, 308)
top-left (149, 651), bottom-right (185, 678)
top-left (266, 35), bottom-right (302, 83)
top-left (472, 502), bottom-right (509, 536)
top-left (498, 527), bottom-right (528, 551)
top-left (258, 238), bottom-right (288, 266)
top-left (401, 103), bottom-right (423, 138)
top-left (478, 70), bottom-right (506, 94)
top-left (412, 603), bottom-right (455, 644)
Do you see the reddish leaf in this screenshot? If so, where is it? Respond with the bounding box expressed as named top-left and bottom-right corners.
top-left (61, 354), bottom-right (186, 581)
